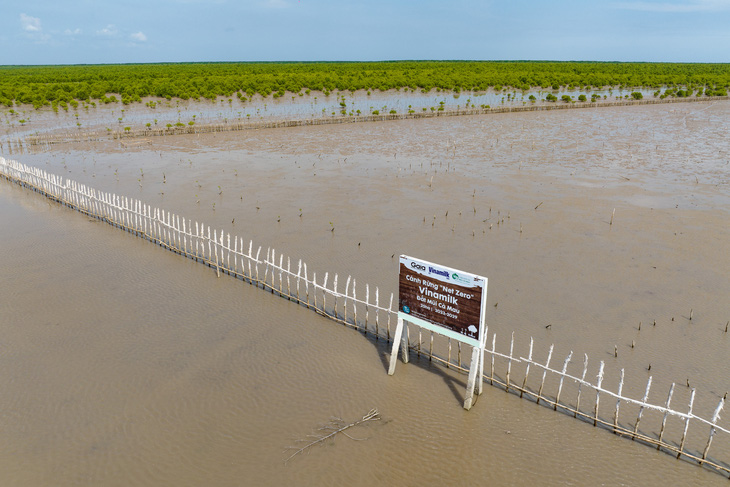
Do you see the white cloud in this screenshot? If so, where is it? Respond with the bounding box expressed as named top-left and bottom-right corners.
top-left (64, 28), bottom-right (82, 36)
top-left (20, 13), bottom-right (41, 32)
top-left (613, 0), bottom-right (730, 12)
top-left (96, 24), bottom-right (118, 36)
top-left (130, 31), bottom-right (147, 42)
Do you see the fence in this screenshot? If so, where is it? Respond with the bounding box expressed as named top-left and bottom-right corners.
top-left (8, 95), bottom-right (728, 151)
top-left (1, 155), bottom-right (728, 477)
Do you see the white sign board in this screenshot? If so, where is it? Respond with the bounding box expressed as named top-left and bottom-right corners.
top-left (389, 255), bottom-right (488, 410)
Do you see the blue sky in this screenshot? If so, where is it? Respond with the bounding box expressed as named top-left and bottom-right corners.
top-left (3, 0), bottom-right (730, 65)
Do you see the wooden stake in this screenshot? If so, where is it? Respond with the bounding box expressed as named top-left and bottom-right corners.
top-left (537, 344), bottom-right (554, 405)
top-left (213, 229), bottom-right (221, 277)
top-left (658, 383), bottom-right (675, 448)
top-left (313, 272), bottom-right (318, 311)
top-left (701, 397), bottom-right (725, 464)
top-left (678, 388), bottom-right (696, 459)
top-left (506, 331), bottom-right (514, 392)
top-left (344, 276), bottom-right (351, 321)
top-left (295, 260), bottom-right (302, 301)
top-left (332, 274), bottom-right (338, 318)
top-left (387, 293), bottom-right (393, 340)
top-left (594, 361), bottom-right (605, 426)
top-left (448, 339), bottom-right (452, 369)
top-left (521, 337), bottom-right (533, 398)
top-left (555, 351), bottom-right (573, 410)
top-left (632, 376), bottom-right (652, 439)
top-left (322, 272), bottom-right (328, 313)
top-left (352, 279), bottom-right (357, 328)
top-left (614, 369), bottom-right (624, 432)
top-left (374, 287), bottom-right (380, 338)
top-left (365, 284), bottom-right (370, 332)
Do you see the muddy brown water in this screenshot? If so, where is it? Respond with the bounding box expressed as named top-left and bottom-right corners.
top-left (1, 101), bottom-right (729, 485)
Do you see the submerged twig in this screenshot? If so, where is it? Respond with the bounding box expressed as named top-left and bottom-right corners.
top-left (284, 408), bottom-right (380, 463)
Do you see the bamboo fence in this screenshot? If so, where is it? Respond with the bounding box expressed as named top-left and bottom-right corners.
top-left (2, 155), bottom-right (729, 477)
top-left (11, 95), bottom-right (729, 151)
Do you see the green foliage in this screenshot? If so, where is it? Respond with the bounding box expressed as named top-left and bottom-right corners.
top-left (0, 62), bottom-right (728, 108)
top-left (545, 93), bottom-right (558, 102)
top-left (631, 91), bottom-right (643, 99)
top-left (578, 94), bottom-right (587, 101)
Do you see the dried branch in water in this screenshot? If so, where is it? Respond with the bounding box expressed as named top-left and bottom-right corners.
top-left (284, 408), bottom-right (380, 463)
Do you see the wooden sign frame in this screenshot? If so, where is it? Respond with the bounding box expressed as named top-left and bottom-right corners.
top-left (388, 255), bottom-right (488, 410)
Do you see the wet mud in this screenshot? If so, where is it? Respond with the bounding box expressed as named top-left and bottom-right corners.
top-left (1, 100), bottom-right (729, 485)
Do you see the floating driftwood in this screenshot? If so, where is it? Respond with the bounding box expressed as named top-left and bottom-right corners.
top-left (2, 156), bottom-right (730, 478)
top-left (284, 408), bottom-right (380, 464)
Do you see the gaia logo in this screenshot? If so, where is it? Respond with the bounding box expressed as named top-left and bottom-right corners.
top-left (402, 305), bottom-right (411, 314)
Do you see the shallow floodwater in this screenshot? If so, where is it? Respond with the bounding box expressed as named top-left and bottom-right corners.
top-left (1, 101), bottom-right (729, 485)
top-left (0, 86), bottom-right (662, 142)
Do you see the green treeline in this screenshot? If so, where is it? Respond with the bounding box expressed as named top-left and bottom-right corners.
top-left (1, 61), bottom-right (729, 108)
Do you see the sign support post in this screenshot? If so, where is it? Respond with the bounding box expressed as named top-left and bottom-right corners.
top-left (388, 255), bottom-right (488, 410)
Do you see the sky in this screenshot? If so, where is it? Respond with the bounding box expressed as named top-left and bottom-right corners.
top-left (2, 0), bottom-right (730, 65)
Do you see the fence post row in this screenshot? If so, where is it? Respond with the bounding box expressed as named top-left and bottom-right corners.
top-left (1, 155), bottom-right (729, 478)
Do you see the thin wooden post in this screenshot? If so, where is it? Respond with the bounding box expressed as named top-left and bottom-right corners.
top-left (678, 389), bottom-right (696, 459)
top-left (227, 233), bottom-right (231, 273)
top-left (506, 331), bottom-right (515, 392)
top-left (246, 240), bottom-right (253, 281)
top-left (233, 235), bottom-right (238, 275)
top-left (352, 279), bottom-right (358, 329)
top-left (264, 248), bottom-right (271, 289)
top-left (365, 284), bottom-right (370, 332)
top-left (296, 260), bottom-right (302, 302)
top-left (303, 263), bottom-right (309, 307)
top-left (332, 274), bottom-right (338, 317)
top-left (195, 221), bottom-right (200, 260)
top-left (373, 287), bottom-right (380, 338)
top-left (632, 376), bottom-right (653, 439)
top-left (594, 361), bottom-right (605, 426)
top-left (555, 351), bottom-right (573, 410)
top-left (614, 369), bottom-right (625, 432)
top-left (657, 383), bottom-right (675, 448)
top-left (537, 344), bottom-right (554, 405)
top-left (214, 229), bottom-right (221, 277)
top-left (265, 248), bottom-right (273, 291)
top-left (207, 226), bottom-right (212, 262)
top-left (387, 293), bottom-right (393, 340)
top-left (322, 272), bottom-right (329, 313)
top-left (255, 246), bottom-right (262, 285)
top-left (344, 276), bottom-right (351, 322)
top-left (313, 272), bottom-right (318, 310)
top-left (575, 354), bottom-right (589, 418)
top-left (286, 257), bottom-right (291, 298)
top-left (701, 397), bottom-right (725, 464)
top-left (489, 334), bottom-right (496, 383)
top-left (521, 337), bottom-right (533, 398)
top-left (448, 339), bottom-right (452, 369)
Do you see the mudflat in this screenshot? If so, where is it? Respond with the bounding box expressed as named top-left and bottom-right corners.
top-left (1, 99), bottom-right (728, 486)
